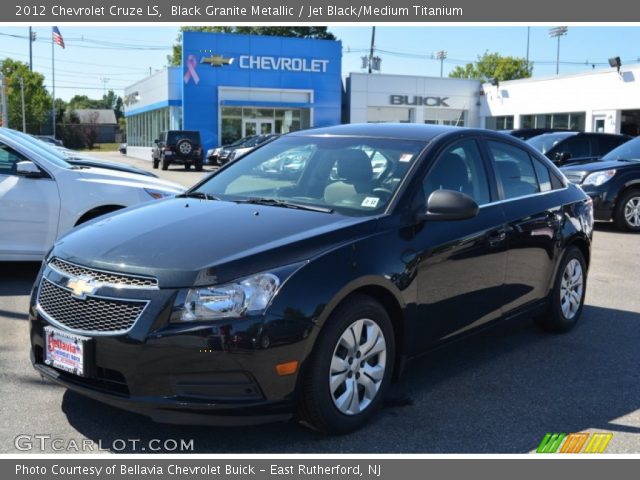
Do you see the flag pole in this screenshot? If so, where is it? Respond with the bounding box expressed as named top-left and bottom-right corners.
top-left (52, 28), bottom-right (56, 139)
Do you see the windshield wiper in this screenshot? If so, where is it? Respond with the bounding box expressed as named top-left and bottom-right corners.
top-left (235, 197), bottom-right (334, 213)
top-left (177, 192), bottom-right (221, 201)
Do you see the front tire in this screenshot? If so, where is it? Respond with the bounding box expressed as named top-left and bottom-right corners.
top-left (297, 294), bottom-right (394, 434)
top-left (535, 246), bottom-right (587, 333)
top-left (614, 189), bottom-right (640, 232)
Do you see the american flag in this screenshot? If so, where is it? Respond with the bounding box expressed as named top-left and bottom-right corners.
top-left (52, 27), bottom-right (65, 49)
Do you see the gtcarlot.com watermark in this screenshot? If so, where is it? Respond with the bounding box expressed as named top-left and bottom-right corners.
top-left (15, 434), bottom-right (194, 452)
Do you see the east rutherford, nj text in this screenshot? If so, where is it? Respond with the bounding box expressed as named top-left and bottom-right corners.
top-left (16, 464), bottom-right (379, 477)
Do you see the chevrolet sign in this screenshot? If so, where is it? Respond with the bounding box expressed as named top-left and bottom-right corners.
top-left (390, 95), bottom-right (450, 107)
top-left (200, 55), bottom-right (234, 67)
top-left (239, 56), bottom-right (329, 73)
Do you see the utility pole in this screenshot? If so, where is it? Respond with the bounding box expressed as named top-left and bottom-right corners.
top-left (436, 50), bottom-right (448, 77)
top-left (549, 26), bottom-right (568, 75)
top-left (368, 26), bottom-right (376, 74)
top-left (28, 27), bottom-right (34, 71)
top-left (100, 77), bottom-right (110, 95)
top-left (20, 78), bottom-right (26, 132)
top-left (0, 74), bottom-right (7, 128)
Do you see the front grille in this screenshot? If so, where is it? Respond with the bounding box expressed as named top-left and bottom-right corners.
top-left (49, 258), bottom-right (158, 288)
top-left (38, 278), bottom-right (147, 333)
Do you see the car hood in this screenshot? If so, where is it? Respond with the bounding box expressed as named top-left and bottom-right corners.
top-left (74, 166), bottom-right (184, 193)
top-left (52, 198), bottom-right (377, 288)
top-left (69, 157), bottom-right (158, 177)
top-left (561, 159), bottom-right (637, 173)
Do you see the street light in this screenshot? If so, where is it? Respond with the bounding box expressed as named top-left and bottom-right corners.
top-left (436, 50), bottom-right (447, 77)
top-left (549, 26), bottom-right (568, 75)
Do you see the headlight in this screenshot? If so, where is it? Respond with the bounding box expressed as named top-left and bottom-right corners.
top-left (206, 149), bottom-right (214, 157)
top-left (582, 169), bottom-right (616, 186)
top-left (144, 188), bottom-right (174, 200)
top-left (179, 273), bottom-right (280, 322)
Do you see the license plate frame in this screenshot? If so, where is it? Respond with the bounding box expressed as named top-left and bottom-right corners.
top-left (44, 326), bottom-right (92, 377)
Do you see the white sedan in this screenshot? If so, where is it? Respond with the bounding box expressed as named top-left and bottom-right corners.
top-left (0, 128), bottom-right (184, 261)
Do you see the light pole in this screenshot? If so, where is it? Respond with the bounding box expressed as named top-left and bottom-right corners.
top-left (436, 50), bottom-right (447, 77)
top-left (19, 77), bottom-right (26, 132)
top-left (549, 26), bottom-right (568, 75)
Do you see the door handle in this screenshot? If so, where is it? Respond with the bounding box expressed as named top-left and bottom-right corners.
top-left (487, 230), bottom-right (507, 248)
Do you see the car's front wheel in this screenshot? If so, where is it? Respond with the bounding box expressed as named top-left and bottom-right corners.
top-left (614, 189), bottom-right (640, 232)
top-left (298, 294), bottom-right (394, 434)
top-left (536, 246), bottom-right (587, 333)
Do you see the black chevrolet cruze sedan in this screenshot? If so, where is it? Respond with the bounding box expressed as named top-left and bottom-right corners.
top-left (29, 124), bottom-right (593, 434)
top-left (561, 135), bottom-right (640, 232)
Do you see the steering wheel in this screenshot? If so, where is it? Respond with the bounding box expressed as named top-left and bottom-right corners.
top-left (372, 187), bottom-right (394, 198)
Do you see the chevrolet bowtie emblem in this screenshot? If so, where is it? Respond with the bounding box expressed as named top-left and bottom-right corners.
top-left (66, 276), bottom-right (99, 299)
top-left (200, 54), bottom-right (234, 67)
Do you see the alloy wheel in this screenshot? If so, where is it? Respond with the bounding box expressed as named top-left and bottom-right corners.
top-left (329, 318), bottom-right (387, 416)
top-left (624, 196), bottom-right (640, 227)
top-left (560, 258), bottom-right (584, 320)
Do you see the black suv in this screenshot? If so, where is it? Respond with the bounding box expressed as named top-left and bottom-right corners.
top-left (527, 132), bottom-right (631, 166)
top-left (502, 128), bottom-right (575, 141)
top-left (152, 131), bottom-right (203, 171)
top-left (562, 135), bottom-right (640, 231)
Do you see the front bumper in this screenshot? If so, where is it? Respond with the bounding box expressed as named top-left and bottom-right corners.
top-left (580, 186), bottom-right (615, 221)
top-left (28, 269), bottom-right (311, 425)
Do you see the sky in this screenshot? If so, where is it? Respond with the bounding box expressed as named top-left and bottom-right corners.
top-left (1, 26), bottom-right (639, 101)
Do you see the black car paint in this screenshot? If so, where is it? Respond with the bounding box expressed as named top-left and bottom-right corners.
top-left (531, 132), bottom-right (630, 166)
top-left (562, 159), bottom-right (640, 221)
top-left (29, 125), bottom-right (592, 425)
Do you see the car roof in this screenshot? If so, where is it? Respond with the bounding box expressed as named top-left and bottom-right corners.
top-left (288, 123), bottom-right (464, 141)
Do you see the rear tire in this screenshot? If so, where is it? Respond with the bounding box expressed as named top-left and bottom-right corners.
top-left (297, 294), bottom-right (394, 434)
top-left (184, 163), bottom-right (192, 170)
top-left (152, 158), bottom-right (159, 169)
top-left (161, 157), bottom-right (170, 171)
top-left (614, 189), bottom-right (640, 232)
top-left (535, 246), bottom-right (587, 333)
top-left (195, 161), bottom-right (203, 172)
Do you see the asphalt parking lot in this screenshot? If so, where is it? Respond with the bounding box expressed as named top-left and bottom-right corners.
top-left (1, 152), bottom-right (640, 453)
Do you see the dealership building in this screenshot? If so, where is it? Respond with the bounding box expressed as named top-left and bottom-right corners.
top-left (124, 31), bottom-right (342, 159)
top-left (125, 32), bottom-right (640, 160)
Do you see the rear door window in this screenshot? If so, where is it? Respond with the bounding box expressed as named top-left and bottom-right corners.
top-left (561, 136), bottom-right (591, 158)
top-left (488, 141), bottom-right (540, 200)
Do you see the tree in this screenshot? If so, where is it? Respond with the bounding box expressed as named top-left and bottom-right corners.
top-left (449, 52), bottom-right (533, 82)
top-left (0, 58), bottom-right (51, 132)
top-left (67, 89), bottom-right (123, 119)
top-left (169, 27), bottom-right (337, 66)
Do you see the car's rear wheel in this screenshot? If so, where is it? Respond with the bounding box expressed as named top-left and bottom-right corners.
top-left (535, 246), bottom-right (587, 333)
top-left (297, 294), bottom-right (394, 434)
top-left (184, 163), bottom-right (192, 170)
top-left (614, 189), bottom-right (640, 232)
top-left (152, 158), bottom-right (159, 169)
top-left (195, 160), bottom-right (203, 172)
top-left (161, 157), bottom-right (170, 171)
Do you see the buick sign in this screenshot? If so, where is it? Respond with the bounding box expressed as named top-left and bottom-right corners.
top-left (390, 95), bottom-right (450, 107)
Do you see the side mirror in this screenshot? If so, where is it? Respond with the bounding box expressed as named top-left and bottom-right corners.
top-left (419, 189), bottom-right (479, 221)
top-left (554, 151), bottom-right (571, 165)
top-left (16, 161), bottom-right (43, 178)
top-left (154, 139), bottom-right (160, 144)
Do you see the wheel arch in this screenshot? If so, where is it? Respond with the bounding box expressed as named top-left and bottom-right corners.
top-left (75, 204), bottom-right (126, 226)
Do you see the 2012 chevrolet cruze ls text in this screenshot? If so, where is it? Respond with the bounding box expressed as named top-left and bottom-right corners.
top-left (29, 125), bottom-right (593, 434)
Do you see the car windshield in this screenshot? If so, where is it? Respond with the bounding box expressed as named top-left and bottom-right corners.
top-left (527, 132), bottom-right (575, 154)
top-left (1, 129), bottom-right (71, 169)
top-left (602, 137), bottom-right (640, 162)
top-left (168, 131), bottom-right (200, 143)
top-left (192, 135), bottom-right (426, 216)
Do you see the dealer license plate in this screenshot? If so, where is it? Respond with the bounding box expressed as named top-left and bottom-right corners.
top-left (44, 326), bottom-right (89, 377)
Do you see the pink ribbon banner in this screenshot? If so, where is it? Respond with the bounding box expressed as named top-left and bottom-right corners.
top-left (184, 54), bottom-right (200, 85)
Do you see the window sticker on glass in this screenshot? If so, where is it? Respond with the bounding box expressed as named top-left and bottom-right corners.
top-left (399, 153), bottom-right (414, 163)
top-left (361, 197), bottom-right (380, 208)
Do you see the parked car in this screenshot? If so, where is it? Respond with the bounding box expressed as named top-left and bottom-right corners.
top-left (502, 128), bottom-right (575, 141)
top-left (32, 139), bottom-right (158, 178)
top-left (527, 132), bottom-right (631, 166)
top-left (218, 134), bottom-right (277, 166)
top-left (562, 135), bottom-right (640, 231)
top-left (0, 127), bottom-right (184, 261)
top-left (29, 124), bottom-right (593, 434)
top-left (206, 136), bottom-right (255, 165)
top-left (119, 143), bottom-right (127, 155)
top-left (152, 130), bottom-right (203, 171)
top-left (227, 134), bottom-right (279, 163)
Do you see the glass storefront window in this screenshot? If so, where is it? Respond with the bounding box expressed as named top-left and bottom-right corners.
top-left (424, 108), bottom-right (466, 127)
top-left (485, 116), bottom-right (514, 130)
top-left (520, 112), bottom-right (585, 131)
top-left (126, 107), bottom-right (170, 147)
top-left (367, 107), bottom-right (413, 123)
top-left (220, 107), bottom-right (311, 145)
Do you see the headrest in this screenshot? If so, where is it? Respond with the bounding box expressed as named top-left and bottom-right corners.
top-left (336, 149), bottom-right (373, 183)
